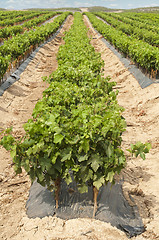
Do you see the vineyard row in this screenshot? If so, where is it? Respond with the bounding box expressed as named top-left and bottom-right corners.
top-left (107, 12), bottom-right (159, 33)
top-left (0, 12), bottom-right (151, 217)
top-left (86, 12), bottom-right (159, 76)
top-left (0, 11), bottom-right (47, 27)
top-left (0, 12), bottom-right (70, 82)
top-left (95, 12), bottom-right (159, 47)
top-left (0, 12), bottom-right (59, 41)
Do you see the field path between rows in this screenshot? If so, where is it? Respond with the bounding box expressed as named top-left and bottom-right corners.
top-left (84, 15), bottom-right (159, 240)
top-left (0, 14), bottom-right (159, 240)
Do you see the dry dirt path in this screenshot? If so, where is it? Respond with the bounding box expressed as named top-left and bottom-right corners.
top-left (0, 15), bottom-right (75, 240)
top-left (84, 15), bottom-right (159, 240)
top-left (0, 14), bottom-right (159, 240)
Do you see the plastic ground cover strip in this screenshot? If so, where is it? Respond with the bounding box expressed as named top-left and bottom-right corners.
top-left (26, 179), bottom-right (145, 238)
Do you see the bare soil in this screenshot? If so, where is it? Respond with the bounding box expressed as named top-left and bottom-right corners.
top-left (84, 15), bottom-right (159, 240)
top-left (0, 14), bottom-right (159, 240)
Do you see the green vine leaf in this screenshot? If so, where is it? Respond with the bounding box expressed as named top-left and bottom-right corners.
top-left (54, 133), bottom-right (64, 144)
top-left (93, 176), bottom-right (105, 190)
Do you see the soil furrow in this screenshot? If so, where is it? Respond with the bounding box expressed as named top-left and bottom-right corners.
top-left (84, 14), bottom-right (159, 240)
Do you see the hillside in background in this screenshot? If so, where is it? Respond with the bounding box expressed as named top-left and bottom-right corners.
top-left (87, 5), bottom-right (159, 12)
top-left (26, 7), bottom-right (80, 12)
top-left (25, 6), bottom-right (159, 13)
top-left (87, 6), bottom-right (121, 12)
top-left (125, 6), bottom-right (159, 12)
top-left (0, 5), bottom-right (159, 12)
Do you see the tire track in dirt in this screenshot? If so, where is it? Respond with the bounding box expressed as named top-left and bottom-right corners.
top-left (84, 15), bottom-right (159, 240)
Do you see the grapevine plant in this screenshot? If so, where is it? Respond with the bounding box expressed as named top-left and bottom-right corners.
top-left (0, 12), bottom-right (151, 217)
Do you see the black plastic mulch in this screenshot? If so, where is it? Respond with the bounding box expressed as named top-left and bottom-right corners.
top-left (26, 180), bottom-right (145, 238)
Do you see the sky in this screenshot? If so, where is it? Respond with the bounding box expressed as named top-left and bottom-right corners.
top-left (0, 0), bottom-right (158, 10)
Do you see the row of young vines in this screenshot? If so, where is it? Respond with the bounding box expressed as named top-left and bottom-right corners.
top-left (86, 12), bottom-right (159, 77)
top-left (0, 11), bottom-right (59, 40)
top-left (119, 12), bottom-right (159, 26)
top-left (95, 12), bottom-right (159, 47)
top-left (0, 12), bottom-right (70, 82)
top-left (0, 10), bottom-right (46, 27)
top-left (106, 12), bottom-right (159, 34)
top-left (0, 12), bottom-right (151, 217)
